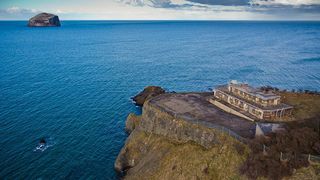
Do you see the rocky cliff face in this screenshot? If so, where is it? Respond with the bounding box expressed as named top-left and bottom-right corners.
top-left (115, 128), bottom-right (249, 180)
top-left (28, 13), bottom-right (61, 27)
top-left (125, 113), bottom-right (141, 134)
top-left (115, 96), bottom-right (250, 179)
top-left (138, 100), bottom-right (231, 149)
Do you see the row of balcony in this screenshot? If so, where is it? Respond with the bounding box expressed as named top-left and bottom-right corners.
top-left (229, 88), bottom-right (280, 107)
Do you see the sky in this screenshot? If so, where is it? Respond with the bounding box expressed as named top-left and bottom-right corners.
top-left (0, 0), bottom-right (320, 20)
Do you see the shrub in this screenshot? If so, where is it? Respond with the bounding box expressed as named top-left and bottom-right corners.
top-left (240, 127), bottom-right (320, 180)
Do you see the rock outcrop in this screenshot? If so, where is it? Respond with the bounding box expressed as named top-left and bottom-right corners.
top-left (28, 13), bottom-right (61, 27)
top-left (115, 93), bottom-right (252, 179)
top-left (125, 113), bottom-right (141, 133)
top-left (132, 86), bottom-right (165, 106)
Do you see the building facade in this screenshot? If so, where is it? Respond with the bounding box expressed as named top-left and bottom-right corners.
top-left (213, 81), bottom-right (293, 121)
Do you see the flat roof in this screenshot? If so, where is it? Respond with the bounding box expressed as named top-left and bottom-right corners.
top-left (148, 92), bottom-right (256, 138)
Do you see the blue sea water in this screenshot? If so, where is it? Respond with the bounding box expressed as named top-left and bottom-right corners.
top-left (0, 21), bottom-right (320, 179)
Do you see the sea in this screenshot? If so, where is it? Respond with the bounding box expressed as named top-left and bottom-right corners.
top-left (0, 21), bottom-right (319, 179)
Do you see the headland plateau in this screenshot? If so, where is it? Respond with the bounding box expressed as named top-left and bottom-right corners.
top-left (115, 84), bottom-right (320, 180)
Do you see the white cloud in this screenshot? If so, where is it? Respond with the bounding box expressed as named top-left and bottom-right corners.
top-left (120, 0), bottom-right (145, 6)
top-left (56, 9), bottom-right (63, 14)
top-left (119, 0), bottom-right (203, 8)
top-left (0, 6), bottom-right (75, 20)
top-left (0, 6), bottom-right (41, 20)
top-left (250, 0), bottom-right (320, 6)
top-left (6, 6), bottom-right (39, 14)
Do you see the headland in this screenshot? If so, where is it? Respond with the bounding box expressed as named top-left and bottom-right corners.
top-left (115, 83), bottom-right (320, 179)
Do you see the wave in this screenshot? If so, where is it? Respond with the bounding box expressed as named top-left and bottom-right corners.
top-left (33, 137), bottom-right (55, 152)
top-left (292, 57), bottom-right (320, 64)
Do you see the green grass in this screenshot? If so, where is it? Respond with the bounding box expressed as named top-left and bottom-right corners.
top-left (122, 130), bottom-right (249, 180)
top-left (280, 92), bottom-right (320, 120)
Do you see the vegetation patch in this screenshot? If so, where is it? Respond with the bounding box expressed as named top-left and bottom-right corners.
top-left (280, 92), bottom-right (320, 120)
top-left (240, 127), bottom-right (320, 180)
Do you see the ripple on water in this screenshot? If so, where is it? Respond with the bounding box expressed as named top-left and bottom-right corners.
top-left (0, 21), bottom-right (319, 179)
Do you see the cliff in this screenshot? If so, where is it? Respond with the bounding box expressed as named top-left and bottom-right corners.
top-left (115, 91), bottom-right (320, 179)
top-left (115, 93), bottom-right (252, 179)
top-left (115, 127), bottom-right (249, 179)
top-left (28, 13), bottom-right (61, 27)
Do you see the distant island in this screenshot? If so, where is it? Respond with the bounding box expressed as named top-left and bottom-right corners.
top-left (28, 13), bottom-right (61, 27)
top-left (115, 82), bottom-right (320, 179)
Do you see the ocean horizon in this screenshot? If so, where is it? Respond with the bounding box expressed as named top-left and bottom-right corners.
top-left (1, 20), bottom-right (320, 179)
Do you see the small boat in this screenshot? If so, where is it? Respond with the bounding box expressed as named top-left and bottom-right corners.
top-left (39, 138), bottom-right (46, 145)
top-left (34, 138), bottom-right (48, 152)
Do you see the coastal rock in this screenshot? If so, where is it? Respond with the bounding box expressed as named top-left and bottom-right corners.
top-left (28, 13), bottom-right (61, 27)
top-left (125, 113), bottom-right (141, 134)
top-left (132, 86), bottom-right (165, 106)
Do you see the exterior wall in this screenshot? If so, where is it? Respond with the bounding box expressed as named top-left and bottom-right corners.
top-left (215, 91), bottom-right (228, 102)
top-left (209, 99), bottom-right (255, 121)
top-left (214, 89), bottom-right (292, 121)
top-left (262, 109), bottom-right (292, 120)
top-left (215, 90), bottom-right (263, 119)
top-left (229, 85), bottom-right (280, 107)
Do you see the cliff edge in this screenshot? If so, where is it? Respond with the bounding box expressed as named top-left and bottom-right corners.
top-left (132, 86), bottom-right (165, 106)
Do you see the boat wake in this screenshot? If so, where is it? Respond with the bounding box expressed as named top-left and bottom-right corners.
top-left (33, 137), bottom-right (55, 152)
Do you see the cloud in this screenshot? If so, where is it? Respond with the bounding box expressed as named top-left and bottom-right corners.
top-left (187, 0), bottom-right (249, 6)
top-left (120, 0), bottom-right (145, 6)
top-left (249, 4), bottom-right (320, 20)
top-left (5, 6), bottom-right (39, 14)
top-left (0, 6), bottom-right (74, 20)
top-left (0, 7), bottom-right (41, 20)
top-left (250, 0), bottom-right (320, 6)
top-left (246, 0), bottom-right (320, 19)
top-left (120, 0), bottom-right (210, 9)
top-left (185, 0), bottom-right (320, 7)
top-left (118, 0), bottom-right (320, 20)
top-left (0, 0), bottom-right (319, 20)
top-left (120, 0), bottom-right (320, 11)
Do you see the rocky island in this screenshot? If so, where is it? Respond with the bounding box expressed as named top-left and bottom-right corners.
top-left (28, 13), bottom-right (61, 27)
top-left (115, 85), bottom-right (320, 179)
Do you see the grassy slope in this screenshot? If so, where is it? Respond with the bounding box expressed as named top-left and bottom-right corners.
top-left (280, 92), bottom-right (320, 120)
top-left (124, 130), bottom-right (249, 180)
